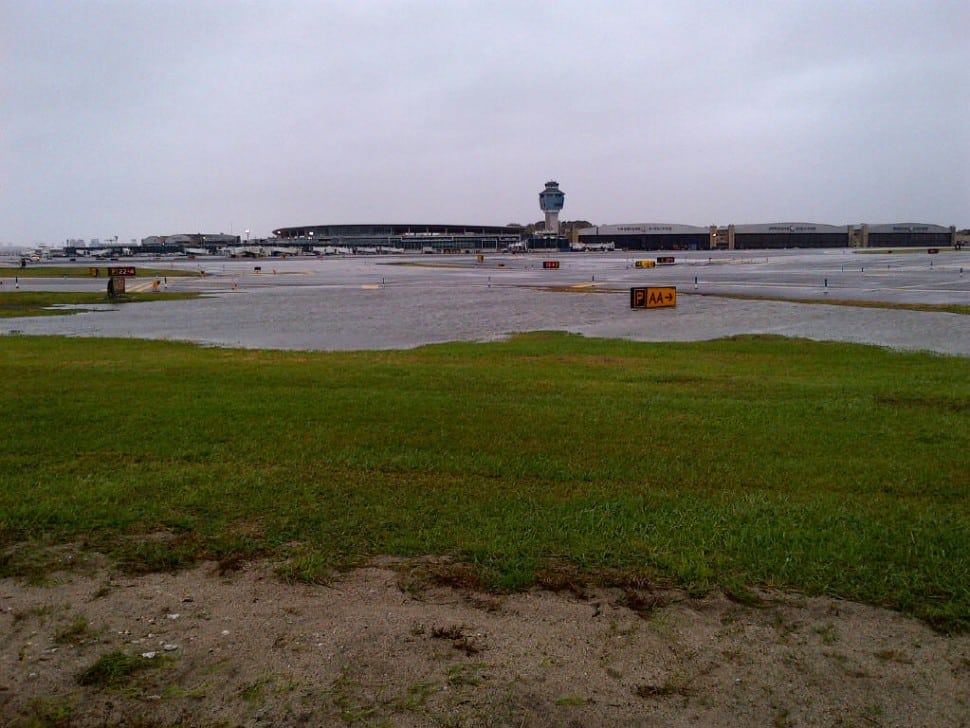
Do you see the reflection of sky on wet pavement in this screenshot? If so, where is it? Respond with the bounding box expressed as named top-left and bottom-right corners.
top-left (3, 251), bottom-right (968, 355)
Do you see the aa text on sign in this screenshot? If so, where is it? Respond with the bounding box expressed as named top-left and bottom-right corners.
top-left (630, 286), bottom-right (677, 309)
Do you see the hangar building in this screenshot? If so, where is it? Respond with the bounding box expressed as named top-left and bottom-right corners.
top-left (579, 222), bottom-right (957, 251)
top-left (716, 223), bottom-right (849, 250)
top-left (576, 224), bottom-right (711, 251)
top-left (858, 223), bottom-right (956, 249)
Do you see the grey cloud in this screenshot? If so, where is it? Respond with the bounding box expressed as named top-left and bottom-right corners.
top-left (1, 0), bottom-right (967, 245)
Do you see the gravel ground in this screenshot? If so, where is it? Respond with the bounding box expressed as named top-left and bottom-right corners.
top-left (2, 557), bottom-right (968, 727)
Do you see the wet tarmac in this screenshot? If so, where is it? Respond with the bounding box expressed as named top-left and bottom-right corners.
top-left (2, 249), bottom-right (968, 355)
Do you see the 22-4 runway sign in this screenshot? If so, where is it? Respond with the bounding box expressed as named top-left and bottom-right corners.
top-left (630, 286), bottom-right (677, 309)
top-left (107, 266), bottom-right (136, 277)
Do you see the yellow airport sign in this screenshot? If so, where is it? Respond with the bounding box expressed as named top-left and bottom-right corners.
top-left (634, 260), bottom-right (656, 269)
top-left (630, 286), bottom-right (677, 309)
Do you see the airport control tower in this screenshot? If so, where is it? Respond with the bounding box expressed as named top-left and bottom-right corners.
top-left (539, 180), bottom-right (565, 234)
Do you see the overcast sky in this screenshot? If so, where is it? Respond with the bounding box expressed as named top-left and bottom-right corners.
top-left (2, 1), bottom-right (967, 245)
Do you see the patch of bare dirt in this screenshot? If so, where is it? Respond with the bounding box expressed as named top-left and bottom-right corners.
top-left (1, 558), bottom-right (968, 727)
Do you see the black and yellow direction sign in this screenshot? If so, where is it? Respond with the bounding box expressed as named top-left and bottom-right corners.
top-left (107, 266), bottom-right (136, 277)
top-left (630, 286), bottom-right (677, 309)
top-left (634, 260), bottom-right (656, 269)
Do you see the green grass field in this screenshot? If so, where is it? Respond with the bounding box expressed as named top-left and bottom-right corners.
top-left (692, 293), bottom-right (970, 316)
top-left (1, 333), bottom-right (967, 631)
top-left (0, 291), bottom-right (201, 318)
top-left (0, 266), bottom-right (200, 279)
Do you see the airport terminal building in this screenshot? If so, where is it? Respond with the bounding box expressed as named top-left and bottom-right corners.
top-left (49, 181), bottom-right (961, 258)
top-left (69, 218), bottom-right (956, 259)
top-left (272, 224), bottom-right (523, 253)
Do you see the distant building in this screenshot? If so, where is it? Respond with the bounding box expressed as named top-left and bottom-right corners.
top-left (580, 222), bottom-right (957, 251)
top-left (272, 224), bottom-right (523, 252)
top-left (577, 224), bottom-right (711, 251)
top-left (854, 223), bottom-right (956, 249)
top-left (719, 223), bottom-right (850, 250)
top-left (138, 234), bottom-right (240, 253)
